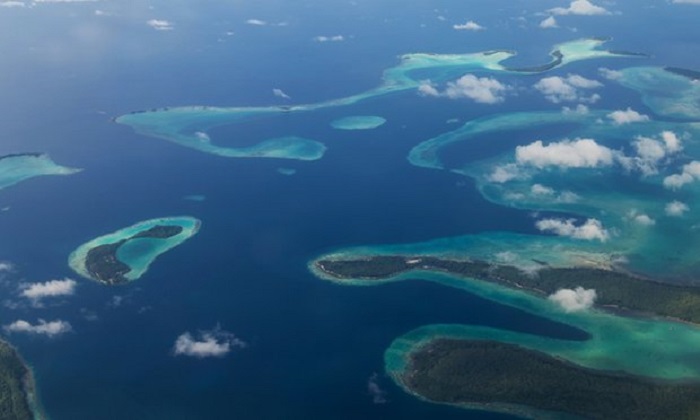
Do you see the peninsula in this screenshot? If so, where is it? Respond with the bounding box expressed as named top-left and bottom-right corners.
top-left (314, 255), bottom-right (700, 323)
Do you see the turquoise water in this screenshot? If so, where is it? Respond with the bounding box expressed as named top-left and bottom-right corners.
top-left (1, 1), bottom-right (700, 419)
top-left (0, 154), bottom-right (79, 192)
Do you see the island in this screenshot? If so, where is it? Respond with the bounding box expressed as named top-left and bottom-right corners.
top-left (69, 217), bottom-right (200, 285)
top-left (314, 255), bottom-right (700, 323)
top-left (0, 341), bottom-right (44, 420)
top-left (400, 339), bottom-right (700, 420)
top-left (0, 153), bottom-right (81, 192)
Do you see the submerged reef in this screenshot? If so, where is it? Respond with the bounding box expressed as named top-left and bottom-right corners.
top-left (0, 153), bottom-right (80, 192)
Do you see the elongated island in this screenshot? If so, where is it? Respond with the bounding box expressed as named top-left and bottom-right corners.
top-left (69, 217), bottom-right (200, 285)
top-left (0, 340), bottom-right (45, 420)
top-left (312, 252), bottom-right (700, 419)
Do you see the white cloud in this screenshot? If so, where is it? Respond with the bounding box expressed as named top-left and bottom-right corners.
top-left (549, 0), bottom-right (610, 15)
top-left (173, 327), bottom-right (246, 358)
top-left (673, 0), bottom-right (700, 4)
top-left (618, 131), bottom-right (682, 176)
top-left (539, 16), bottom-right (558, 28)
top-left (21, 278), bottom-right (76, 302)
top-left (147, 19), bottom-right (173, 31)
top-left (246, 19), bottom-right (267, 26)
top-left (549, 287), bottom-right (597, 312)
top-left (4, 319), bottom-right (72, 337)
top-left (663, 161), bottom-right (700, 189)
top-left (562, 104), bottom-right (590, 115)
top-left (534, 74), bottom-right (602, 103)
top-left (313, 35), bottom-right (345, 42)
top-left (0, 1), bottom-right (26, 7)
top-left (627, 210), bottom-right (655, 226)
top-left (0, 262), bottom-right (13, 272)
top-left (530, 184), bottom-right (579, 203)
top-left (665, 200), bottom-right (689, 216)
top-left (536, 218), bottom-right (610, 241)
top-left (272, 88), bottom-right (291, 100)
top-left (599, 67), bottom-right (623, 80)
top-left (661, 131), bottom-right (682, 153)
top-left (607, 108), bottom-right (650, 125)
top-left (419, 75), bottom-right (509, 104)
top-left (488, 163), bottom-right (522, 183)
top-left (516, 138), bottom-right (614, 169)
top-left (453, 20), bottom-right (485, 31)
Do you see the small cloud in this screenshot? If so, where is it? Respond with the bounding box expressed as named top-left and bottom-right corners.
top-left (419, 75), bottom-right (509, 104)
top-left (534, 74), bottom-right (602, 103)
top-left (516, 138), bottom-right (614, 169)
top-left (599, 67), bottom-right (623, 80)
top-left (173, 327), bottom-right (246, 358)
top-left (665, 200), bottom-right (689, 217)
top-left (539, 16), bottom-right (558, 28)
top-left (4, 319), bottom-right (72, 337)
top-left (530, 184), bottom-right (579, 203)
top-left (607, 108), bottom-right (650, 125)
top-left (663, 161), bottom-right (700, 190)
top-left (367, 373), bottom-right (388, 404)
top-left (313, 35), bottom-right (345, 42)
top-left (147, 19), bottom-right (173, 31)
top-left (536, 218), bottom-right (609, 241)
top-left (0, 261), bottom-right (14, 272)
top-left (562, 104), bottom-right (590, 115)
top-left (21, 278), bottom-right (76, 304)
top-left (549, 0), bottom-right (610, 15)
top-left (672, 0), bottom-right (700, 4)
top-left (627, 210), bottom-right (655, 226)
top-left (488, 163), bottom-right (523, 183)
top-left (246, 19), bottom-right (267, 26)
top-left (453, 20), bottom-right (485, 31)
top-left (0, 1), bottom-right (26, 7)
top-left (549, 287), bottom-right (597, 312)
top-left (272, 88), bottom-right (291, 100)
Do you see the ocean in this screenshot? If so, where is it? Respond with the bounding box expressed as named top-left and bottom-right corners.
top-left (1, 0), bottom-right (699, 418)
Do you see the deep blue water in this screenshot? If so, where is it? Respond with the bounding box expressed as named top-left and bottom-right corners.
top-left (1, 0), bottom-right (698, 419)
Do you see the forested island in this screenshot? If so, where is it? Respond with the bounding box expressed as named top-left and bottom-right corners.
top-left (402, 339), bottom-right (700, 420)
top-left (84, 225), bottom-right (184, 285)
top-left (0, 341), bottom-right (39, 420)
top-left (315, 255), bottom-right (700, 323)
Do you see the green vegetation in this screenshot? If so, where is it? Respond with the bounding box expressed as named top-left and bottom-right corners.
top-left (315, 256), bottom-right (700, 323)
top-left (402, 339), bottom-right (700, 420)
top-left (0, 341), bottom-right (34, 420)
top-left (665, 67), bottom-right (700, 81)
top-left (84, 224), bottom-right (184, 285)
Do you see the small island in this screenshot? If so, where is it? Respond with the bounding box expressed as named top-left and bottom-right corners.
top-left (69, 217), bottom-right (200, 285)
top-left (400, 339), bottom-right (700, 420)
top-left (0, 340), bottom-right (44, 420)
top-left (314, 255), bottom-right (700, 323)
